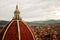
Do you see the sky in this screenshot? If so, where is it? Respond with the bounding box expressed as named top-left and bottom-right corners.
top-left (0, 0), bottom-right (60, 22)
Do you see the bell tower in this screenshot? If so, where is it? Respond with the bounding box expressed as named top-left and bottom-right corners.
top-left (13, 3), bottom-right (21, 20)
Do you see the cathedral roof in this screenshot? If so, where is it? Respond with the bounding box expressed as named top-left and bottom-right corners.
top-left (0, 4), bottom-right (35, 40)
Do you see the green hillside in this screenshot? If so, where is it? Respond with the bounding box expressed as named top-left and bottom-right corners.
top-left (0, 20), bottom-right (60, 25)
top-left (0, 20), bottom-right (9, 25)
top-left (27, 20), bottom-right (60, 25)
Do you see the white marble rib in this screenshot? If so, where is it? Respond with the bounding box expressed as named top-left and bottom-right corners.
top-left (2, 20), bottom-right (14, 40)
top-left (17, 20), bottom-right (21, 40)
top-left (21, 20), bottom-right (36, 40)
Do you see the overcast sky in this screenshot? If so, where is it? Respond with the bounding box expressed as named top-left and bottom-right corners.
top-left (0, 0), bottom-right (60, 21)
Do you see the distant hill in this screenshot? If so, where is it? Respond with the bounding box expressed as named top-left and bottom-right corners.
top-left (27, 20), bottom-right (60, 25)
top-left (0, 20), bottom-right (60, 25)
top-left (0, 20), bottom-right (9, 25)
top-left (31, 20), bottom-right (60, 24)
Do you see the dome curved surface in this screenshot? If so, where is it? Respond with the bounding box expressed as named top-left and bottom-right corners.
top-left (0, 4), bottom-right (35, 40)
top-left (0, 20), bottom-right (35, 40)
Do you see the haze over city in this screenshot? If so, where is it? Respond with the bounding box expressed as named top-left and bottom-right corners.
top-left (0, 0), bottom-right (60, 22)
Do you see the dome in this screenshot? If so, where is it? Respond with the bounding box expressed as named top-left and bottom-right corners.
top-left (0, 4), bottom-right (35, 40)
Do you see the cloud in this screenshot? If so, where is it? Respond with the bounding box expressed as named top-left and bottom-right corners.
top-left (0, 0), bottom-right (60, 21)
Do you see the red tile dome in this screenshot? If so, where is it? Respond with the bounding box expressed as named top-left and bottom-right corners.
top-left (0, 4), bottom-right (35, 40)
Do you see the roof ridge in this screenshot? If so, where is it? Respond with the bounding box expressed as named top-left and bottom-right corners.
top-left (2, 20), bottom-right (14, 40)
top-left (17, 20), bottom-right (21, 40)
